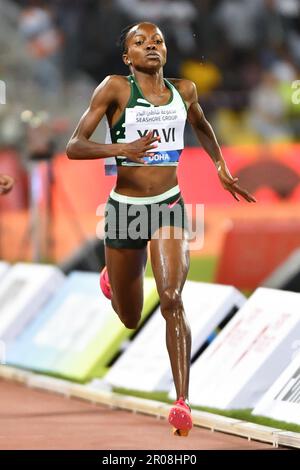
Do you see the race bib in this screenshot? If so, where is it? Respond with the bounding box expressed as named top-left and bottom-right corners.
top-left (125, 105), bottom-right (186, 152)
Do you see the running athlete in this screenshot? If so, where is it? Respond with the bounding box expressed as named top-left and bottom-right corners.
top-left (66, 22), bottom-right (256, 436)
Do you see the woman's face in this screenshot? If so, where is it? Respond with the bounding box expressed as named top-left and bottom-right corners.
top-left (123, 23), bottom-right (167, 71)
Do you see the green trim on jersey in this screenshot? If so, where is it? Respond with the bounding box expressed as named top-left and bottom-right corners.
top-left (133, 75), bottom-right (174, 107)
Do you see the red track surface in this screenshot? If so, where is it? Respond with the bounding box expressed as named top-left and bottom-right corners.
top-left (0, 379), bottom-right (284, 450)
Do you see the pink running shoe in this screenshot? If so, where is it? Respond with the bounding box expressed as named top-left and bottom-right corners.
top-left (168, 397), bottom-right (193, 437)
top-left (99, 266), bottom-right (112, 300)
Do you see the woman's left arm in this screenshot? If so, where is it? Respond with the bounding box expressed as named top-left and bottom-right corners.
top-left (181, 80), bottom-right (256, 203)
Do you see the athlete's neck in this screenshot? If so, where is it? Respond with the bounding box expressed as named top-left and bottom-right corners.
top-left (132, 70), bottom-right (165, 95)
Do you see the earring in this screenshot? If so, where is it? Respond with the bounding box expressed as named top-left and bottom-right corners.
top-left (128, 61), bottom-right (131, 64)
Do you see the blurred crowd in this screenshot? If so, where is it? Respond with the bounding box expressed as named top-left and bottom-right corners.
top-left (4, 0), bottom-right (300, 145)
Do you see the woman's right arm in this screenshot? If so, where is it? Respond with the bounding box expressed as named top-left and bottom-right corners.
top-left (0, 174), bottom-right (14, 195)
top-left (66, 75), bottom-right (158, 162)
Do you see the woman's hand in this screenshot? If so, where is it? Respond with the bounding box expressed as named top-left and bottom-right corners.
top-left (217, 165), bottom-right (257, 203)
top-left (0, 174), bottom-right (14, 195)
top-left (121, 131), bottom-right (160, 164)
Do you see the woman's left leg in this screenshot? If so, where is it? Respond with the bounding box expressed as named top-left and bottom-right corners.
top-left (149, 227), bottom-right (191, 401)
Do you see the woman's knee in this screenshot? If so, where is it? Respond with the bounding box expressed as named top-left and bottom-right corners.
top-left (160, 287), bottom-right (183, 318)
top-left (114, 302), bottom-right (142, 329)
top-left (119, 311), bottom-right (141, 329)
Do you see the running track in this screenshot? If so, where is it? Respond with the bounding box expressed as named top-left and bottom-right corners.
top-left (0, 379), bottom-right (284, 450)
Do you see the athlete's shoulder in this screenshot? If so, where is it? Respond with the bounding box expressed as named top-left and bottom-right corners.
top-left (95, 75), bottom-right (129, 93)
top-left (167, 78), bottom-right (197, 103)
top-left (92, 75), bottom-right (129, 106)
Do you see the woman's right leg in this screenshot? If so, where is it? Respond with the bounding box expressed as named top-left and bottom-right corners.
top-left (105, 245), bottom-right (148, 330)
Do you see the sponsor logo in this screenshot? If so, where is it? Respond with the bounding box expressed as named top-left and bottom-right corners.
top-left (146, 154), bottom-right (170, 162)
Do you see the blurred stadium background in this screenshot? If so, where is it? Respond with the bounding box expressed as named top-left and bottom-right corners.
top-left (1, 0), bottom-right (300, 284)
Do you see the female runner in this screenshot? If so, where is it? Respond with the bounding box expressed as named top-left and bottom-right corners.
top-left (67, 22), bottom-right (256, 436)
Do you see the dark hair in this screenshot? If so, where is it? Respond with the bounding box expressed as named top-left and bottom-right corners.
top-left (118, 23), bottom-right (139, 54)
top-left (118, 22), bottom-right (164, 54)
